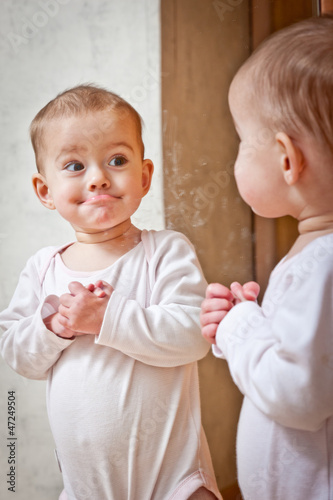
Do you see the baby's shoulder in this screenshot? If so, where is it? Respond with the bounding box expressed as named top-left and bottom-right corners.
top-left (27, 243), bottom-right (72, 281)
top-left (141, 229), bottom-right (195, 258)
top-left (292, 233), bottom-right (333, 274)
top-left (272, 234), bottom-right (333, 295)
top-left (142, 228), bottom-right (193, 246)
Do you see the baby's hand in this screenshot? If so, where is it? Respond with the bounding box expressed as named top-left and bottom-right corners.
top-left (200, 281), bottom-right (260, 345)
top-left (43, 312), bottom-right (78, 339)
top-left (57, 281), bottom-right (114, 336)
top-left (230, 281), bottom-right (260, 304)
top-left (200, 283), bottom-right (234, 345)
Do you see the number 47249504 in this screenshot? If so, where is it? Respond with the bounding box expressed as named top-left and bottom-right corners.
top-left (7, 391), bottom-right (16, 437)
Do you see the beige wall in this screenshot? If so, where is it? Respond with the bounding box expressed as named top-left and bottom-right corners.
top-left (161, 0), bottom-right (252, 490)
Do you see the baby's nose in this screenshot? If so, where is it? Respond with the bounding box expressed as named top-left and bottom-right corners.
top-left (88, 166), bottom-right (110, 190)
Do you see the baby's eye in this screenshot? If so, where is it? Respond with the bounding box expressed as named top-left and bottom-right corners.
top-left (65, 162), bottom-right (84, 172)
top-left (109, 156), bottom-right (127, 167)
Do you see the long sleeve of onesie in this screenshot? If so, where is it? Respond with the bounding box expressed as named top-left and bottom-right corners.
top-left (97, 230), bottom-right (210, 367)
top-left (213, 235), bottom-right (333, 431)
top-left (0, 249), bottom-right (74, 380)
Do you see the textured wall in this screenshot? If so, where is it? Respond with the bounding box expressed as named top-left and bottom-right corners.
top-left (0, 1), bottom-right (162, 498)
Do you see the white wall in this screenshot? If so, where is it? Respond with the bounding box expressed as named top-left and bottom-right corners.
top-left (0, 1), bottom-right (163, 498)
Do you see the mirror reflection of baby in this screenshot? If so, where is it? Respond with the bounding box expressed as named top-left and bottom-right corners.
top-left (201, 15), bottom-right (333, 500)
top-left (0, 85), bottom-right (221, 500)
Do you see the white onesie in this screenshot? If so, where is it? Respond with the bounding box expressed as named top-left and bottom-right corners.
top-left (213, 233), bottom-right (333, 500)
top-left (0, 229), bottom-right (221, 500)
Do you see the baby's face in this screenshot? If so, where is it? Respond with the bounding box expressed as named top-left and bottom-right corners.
top-left (228, 79), bottom-right (288, 219)
top-left (35, 110), bottom-right (153, 233)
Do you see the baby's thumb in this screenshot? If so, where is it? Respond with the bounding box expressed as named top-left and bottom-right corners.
top-left (68, 281), bottom-right (86, 296)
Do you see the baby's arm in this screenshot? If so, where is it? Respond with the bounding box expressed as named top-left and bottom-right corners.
top-left (214, 258), bottom-right (333, 431)
top-left (0, 253), bottom-right (75, 379)
top-left (95, 231), bottom-right (210, 367)
top-left (200, 281), bottom-right (260, 344)
top-left (55, 281), bottom-right (113, 336)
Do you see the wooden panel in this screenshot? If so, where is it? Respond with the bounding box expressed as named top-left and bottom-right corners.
top-left (273, 0), bottom-right (313, 29)
top-left (161, 0), bottom-right (251, 490)
top-left (321, 0), bottom-right (333, 12)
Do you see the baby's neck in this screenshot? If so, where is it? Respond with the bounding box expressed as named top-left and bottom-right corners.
top-left (287, 214), bottom-right (333, 260)
top-left (61, 221), bottom-right (142, 272)
top-left (298, 213), bottom-right (333, 237)
top-left (75, 219), bottom-right (133, 244)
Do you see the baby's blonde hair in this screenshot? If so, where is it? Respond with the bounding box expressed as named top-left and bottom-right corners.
top-left (30, 84), bottom-right (144, 171)
top-left (235, 14), bottom-right (333, 159)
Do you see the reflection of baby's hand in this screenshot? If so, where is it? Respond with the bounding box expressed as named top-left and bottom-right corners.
top-left (200, 283), bottom-right (234, 344)
top-left (201, 281), bottom-right (260, 345)
top-left (230, 281), bottom-right (260, 304)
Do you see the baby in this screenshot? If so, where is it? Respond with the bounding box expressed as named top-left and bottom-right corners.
top-left (0, 85), bottom-right (221, 500)
top-left (201, 15), bottom-right (333, 500)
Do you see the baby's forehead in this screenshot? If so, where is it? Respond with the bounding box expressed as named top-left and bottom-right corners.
top-left (45, 109), bottom-right (137, 139)
top-left (50, 107), bottom-right (134, 127)
top-left (40, 109), bottom-right (142, 160)
top-left (229, 74), bottom-right (256, 115)
top-left (229, 66), bottom-right (254, 97)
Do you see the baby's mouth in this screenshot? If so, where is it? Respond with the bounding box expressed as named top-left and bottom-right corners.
top-left (82, 194), bottom-right (120, 204)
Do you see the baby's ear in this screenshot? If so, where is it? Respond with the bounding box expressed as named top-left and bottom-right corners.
top-left (275, 132), bottom-right (305, 186)
top-left (141, 159), bottom-right (154, 197)
top-left (32, 173), bottom-right (56, 210)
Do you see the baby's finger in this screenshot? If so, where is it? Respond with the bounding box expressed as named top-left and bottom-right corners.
top-left (205, 283), bottom-right (234, 301)
top-left (201, 297), bottom-right (234, 315)
top-left (68, 281), bottom-right (87, 295)
top-left (85, 282), bottom-right (107, 297)
top-left (58, 304), bottom-right (70, 319)
top-left (243, 281), bottom-right (260, 300)
top-left (59, 293), bottom-right (75, 307)
top-left (94, 280), bottom-right (114, 296)
top-left (201, 324), bottom-right (218, 345)
top-left (93, 288), bottom-right (107, 298)
top-left (230, 282), bottom-right (247, 302)
top-left (200, 310), bottom-right (229, 327)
